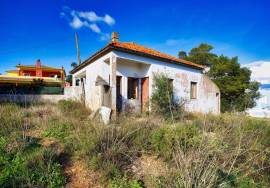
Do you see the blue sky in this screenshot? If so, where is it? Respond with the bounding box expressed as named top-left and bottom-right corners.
top-left (0, 0), bottom-right (270, 74)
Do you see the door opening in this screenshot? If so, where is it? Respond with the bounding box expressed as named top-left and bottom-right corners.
top-left (116, 76), bottom-right (122, 112)
top-left (141, 77), bottom-right (149, 111)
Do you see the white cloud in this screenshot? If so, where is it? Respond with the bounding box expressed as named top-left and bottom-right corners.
top-left (69, 16), bottom-right (84, 29)
top-left (78, 11), bottom-right (100, 22)
top-left (87, 23), bottom-right (101, 33)
top-left (61, 7), bottom-right (115, 41)
top-left (245, 61), bottom-right (270, 84)
top-left (104, 14), bottom-right (115, 26)
top-left (77, 11), bottom-right (115, 26)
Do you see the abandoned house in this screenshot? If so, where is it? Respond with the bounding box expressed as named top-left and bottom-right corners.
top-left (70, 32), bottom-right (220, 114)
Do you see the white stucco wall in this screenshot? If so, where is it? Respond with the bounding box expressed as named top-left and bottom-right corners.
top-left (72, 52), bottom-right (113, 111)
top-left (72, 50), bottom-right (220, 114)
top-left (114, 51), bottom-right (220, 114)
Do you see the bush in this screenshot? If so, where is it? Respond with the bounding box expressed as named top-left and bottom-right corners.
top-left (0, 144), bottom-right (65, 187)
top-left (42, 119), bottom-right (73, 141)
top-left (151, 73), bottom-right (184, 120)
top-left (1, 101), bottom-right (270, 187)
top-left (0, 103), bottom-right (66, 188)
top-left (58, 100), bottom-right (90, 120)
top-left (151, 123), bottom-right (201, 160)
top-left (109, 176), bottom-right (143, 188)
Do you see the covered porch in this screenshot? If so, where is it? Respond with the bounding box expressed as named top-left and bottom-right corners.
top-left (109, 55), bottom-right (152, 114)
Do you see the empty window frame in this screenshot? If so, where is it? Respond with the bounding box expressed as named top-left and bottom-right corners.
top-left (75, 79), bottom-right (80, 86)
top-left (168, 78), bottom-right (174, 99)
top-left (190, 82), bottom-right (197, 99)
top-left (128, 77), bottom-right (139, 99)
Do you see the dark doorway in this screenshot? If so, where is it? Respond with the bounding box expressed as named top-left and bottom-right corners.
top-left (128, 77), bottom-right (139, 99)
top-left (116, 76), bottom-right (122, 112)
top-left (141, 77), bottom-right (149, 111)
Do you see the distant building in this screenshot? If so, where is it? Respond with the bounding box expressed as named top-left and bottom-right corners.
top-left (247, 84), bottom-right (270, 118)
top-left (0, 59), bottom-right (65, 86)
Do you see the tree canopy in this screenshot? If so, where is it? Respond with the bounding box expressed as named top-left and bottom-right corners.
top-left (71, 62), bottom-right (78, 69)
top-left (178, 44), bottom-right (260, 112)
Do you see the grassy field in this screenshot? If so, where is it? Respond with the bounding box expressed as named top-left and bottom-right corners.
top-left (0, 100), bottom-right (269, 188)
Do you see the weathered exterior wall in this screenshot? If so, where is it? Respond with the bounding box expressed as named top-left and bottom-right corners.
top-left (64, 86), bottom-right (83, 101)
top-left (72, 52), bottom-right (113, 111)
top-left (72, 50), bottom-right (220, 114)
top-left (114, 51), bottom-right (220, 114)
top-left (116, 60), bottom-right (150, 112)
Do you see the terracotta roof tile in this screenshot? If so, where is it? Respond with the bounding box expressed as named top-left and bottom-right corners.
top-left (70, 41), bottom-right (204, 74)
top-left (110, 42), bottom-right (204, 69)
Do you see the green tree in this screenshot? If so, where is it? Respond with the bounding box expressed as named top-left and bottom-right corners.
top-left (178, 51), bottom-right (187, 59)
top-left (182, 43), bottom-right (217, 66)
top-left (71, 62), bottom-right (78, 69)
top-left (178, 44), bottom-right (260, 112)
top-left (65, 75), bottom-right (72, 85)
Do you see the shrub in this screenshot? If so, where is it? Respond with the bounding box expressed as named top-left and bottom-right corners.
top-left (0, 103), bottom-right (66, 188)
top-left (67, 116), bottom-right (157, 181)
top-left (151, 73), bottom-right (184, 120)
top-left (0, 145), bottom-right (65, 187)
top-left (151, 123), bottom-right (201, 160)
top-left (42, 119), bottom-right (73, 141)
top-left (109, 176), bottom-right (144, 188)
top-left (57, 100), bottom-right (90, 120)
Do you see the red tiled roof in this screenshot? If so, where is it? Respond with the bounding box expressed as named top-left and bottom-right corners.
top-left (70, 41), bottom-right (204, 74)
top-left (110, 42), bottom-right (205, 69)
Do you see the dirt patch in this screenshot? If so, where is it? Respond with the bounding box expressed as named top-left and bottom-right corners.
top-left (64, 160), bottom-right (102, 188)
top-left (130, 154), bottom-right (168, 187)
top-left (28, 128), bottom-right (102, 188)
top-left (131, 155), bottom-right (168, 177)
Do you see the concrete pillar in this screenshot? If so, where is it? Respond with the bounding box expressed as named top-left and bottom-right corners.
top-left (138, 78), bottom-right (142, 107)
top-left (122, 76), bottom-right (128, 110)
top-left (148, 70), bottom-right (153, 111)
top-left (110, 55), bottom-right (117, 116)
top-left (72, 76), bottom-right (76, 86)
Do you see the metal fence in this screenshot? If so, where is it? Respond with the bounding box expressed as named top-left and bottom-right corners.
top-left (0, 85), bottom-right (64, 95)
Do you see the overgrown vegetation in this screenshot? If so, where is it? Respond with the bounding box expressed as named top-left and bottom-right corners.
top-left (151, 73), bottom-right (184, 120)
top-left (1, 100), bottom-right (270, 187)
top-left (0, 103), bottom-right (66, 187)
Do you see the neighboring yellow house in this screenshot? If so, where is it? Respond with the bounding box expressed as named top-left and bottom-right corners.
top-left (0, 59), bottom-right (65, 86)
top-left (6, 70), bottom-right (19, 76)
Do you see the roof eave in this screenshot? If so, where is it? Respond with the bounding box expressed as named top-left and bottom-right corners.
top-left (70, 43), bottom-right (204, 74)
top-left (110, 46), bottom-right (204, 70)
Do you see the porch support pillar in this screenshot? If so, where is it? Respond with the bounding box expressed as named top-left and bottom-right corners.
top-left (72, 74), bottom-right (77, 86)
top-left (72, 76), bottom-right (76, 86)
top-left (122, 76), bottom-right (128, 111)
top-left (148, 70), bottom-right (153, 111)
top-left (138, 78), bottom-right (142, 109)
top-left (110, 55), bottom-right (117, 117)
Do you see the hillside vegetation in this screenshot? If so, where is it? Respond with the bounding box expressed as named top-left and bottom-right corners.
top-left (0, 101), bottom-right (270, 187)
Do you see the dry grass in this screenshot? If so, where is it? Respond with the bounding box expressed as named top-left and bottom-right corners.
top-left (1, 101), bottom-right (270, 187)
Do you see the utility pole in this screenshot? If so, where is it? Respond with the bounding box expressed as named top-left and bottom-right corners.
top-left (75, 32), bottom-right (81, 65)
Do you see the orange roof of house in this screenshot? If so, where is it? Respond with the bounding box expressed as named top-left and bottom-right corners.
top-left (110, 42), bottom-right (204, 69)
top-left (71, 41), bottom-right (204, 74)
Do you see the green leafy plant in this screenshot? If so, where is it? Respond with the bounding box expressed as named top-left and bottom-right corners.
top-left (151, 73), bottom-right (184, 120)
